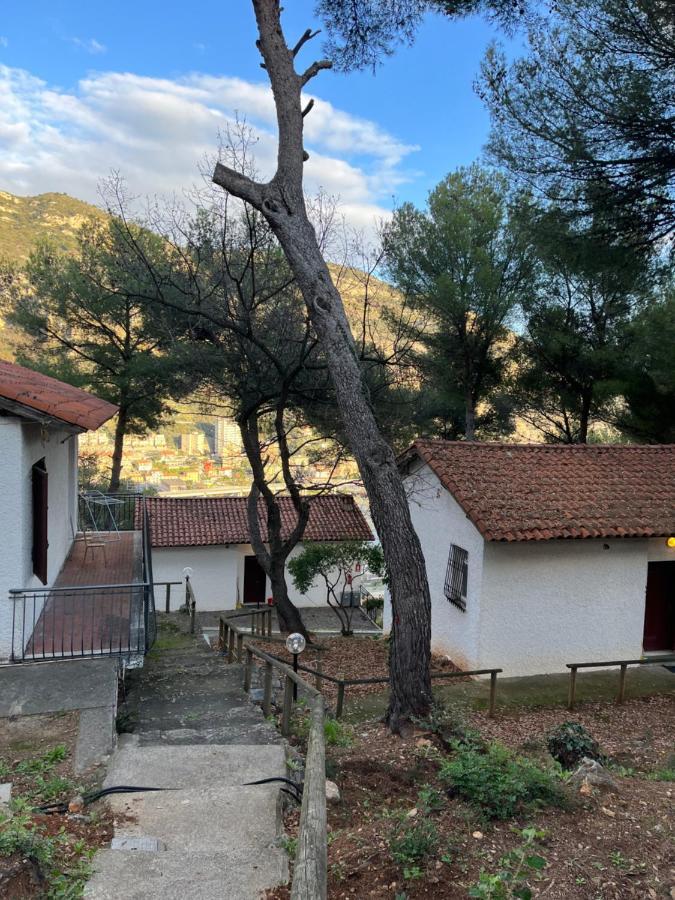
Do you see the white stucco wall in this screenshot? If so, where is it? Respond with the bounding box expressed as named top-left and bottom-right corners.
top-left (385, 461), bottom-right (486, 670)
top-left (0, 419), bottom-right (79, 659)
top-left (478, 539), bottom-right (651, 676)
top-left (151, 542), bottom-right (331, 612)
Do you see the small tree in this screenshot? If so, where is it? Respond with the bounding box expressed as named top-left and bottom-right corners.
top-left (288, 541), bottom-right (384, 636)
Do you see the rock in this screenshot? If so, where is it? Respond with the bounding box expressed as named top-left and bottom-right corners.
top-left (569, 758), bottom-right (619, 794)
top-left (416, 738), bottom-right (432, 749)
top-left (68, 795), bottom-right (85, 814)
top-left (406, 807), bottom-right (418, 818)
top-left (0, 783), bottom-right (11, 804)
top-left (325, 780), bottom-right (341, 804)
top-left (472, 831), bottom-right (483, 840)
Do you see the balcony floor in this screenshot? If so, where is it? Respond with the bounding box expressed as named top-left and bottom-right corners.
top-left (24, 532), bottom-right (144, 660)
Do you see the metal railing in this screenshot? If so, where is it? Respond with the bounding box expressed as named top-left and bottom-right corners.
top-left (7, 493), bottom-right (157, 662)
top-left (8, 582), bottom-right (149, 662)
top-left (78, 491), bottom-right (142, 534)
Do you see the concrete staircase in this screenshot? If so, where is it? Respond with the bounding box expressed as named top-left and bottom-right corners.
top-left (85, 620), bottom-right (288, 900)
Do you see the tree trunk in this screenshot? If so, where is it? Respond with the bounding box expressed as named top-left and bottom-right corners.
top-left (213, 0), bottom-right (432, 730)
top-left (108, 408), bottom-right (127, 492)
top-left (465, 391), bottom-right (476, 441)
top-left (578, 391), bottom-right (592, 443)
top-left (269, 558), bottom-right (309, 638)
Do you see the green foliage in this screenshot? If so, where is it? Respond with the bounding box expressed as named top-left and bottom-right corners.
top-left (480, 0), bottom-right (675, 247)
top-left (0, 803), bottom-right (55, 868)
top-left (440, 743), bottom-right (565, 820)
top-left (417, 785), bottom-right (446, 813)
top-left (388, 818), bottom-right (439, 868)
top-left (382, 164), bottom-right (532, 440)
top-left (292, 710), bottom-right (353, 747)
top-left (469, 828), bottom-right (547, 899)
top-left (288, 542), bottom-right (385, 635)
top-left (280, 835), bottom-right (298, 860)
top-left (648, 768), bottom-right (675, 783)
top-left (546, 722), bottom-right (603, 769)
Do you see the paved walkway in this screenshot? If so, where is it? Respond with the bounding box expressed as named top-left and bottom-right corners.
top-left (84, 616), bottom-right (288, 900)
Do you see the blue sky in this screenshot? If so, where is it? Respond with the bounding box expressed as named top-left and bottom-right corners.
top-left (0, 1), bottom-right (521, 233)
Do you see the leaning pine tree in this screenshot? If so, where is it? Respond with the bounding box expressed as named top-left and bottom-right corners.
top-left (212, 0), bottom-right (432, 731)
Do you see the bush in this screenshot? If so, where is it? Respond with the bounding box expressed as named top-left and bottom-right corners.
top-left (546, 722), bottom-right (602, 769)
top-left (440, 743), bottom-right (565, 820)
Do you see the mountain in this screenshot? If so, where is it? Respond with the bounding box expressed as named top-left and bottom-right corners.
top-left (0, 191), bottom-right (105, 262)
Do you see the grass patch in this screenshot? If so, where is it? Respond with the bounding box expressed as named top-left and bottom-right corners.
top-left (440, 743), bottom-right (566, 820)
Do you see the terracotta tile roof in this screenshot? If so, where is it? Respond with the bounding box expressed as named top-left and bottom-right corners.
top-left (403, 439), bottom-right (675, 542)
top-left (143, 494), bottom-right (374, 548)
top-left (0, 360), bottom-right (117, 431)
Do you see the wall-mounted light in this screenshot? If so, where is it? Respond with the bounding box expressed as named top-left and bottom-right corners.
top-left (667, 537), bottom-right (675, 549)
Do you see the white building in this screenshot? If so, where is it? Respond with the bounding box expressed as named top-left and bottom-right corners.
top-left (389, 440), bottom-right (675, 677)
top-left (214, 417), bottom-right (241, 456)
top-left (145, 494), bottom-right (373, 611)
top-left (0, 360), bottom-right (118, 659)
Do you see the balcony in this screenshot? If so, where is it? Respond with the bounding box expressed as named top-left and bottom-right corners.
top-left (8, 493), bottom-right (156, 664)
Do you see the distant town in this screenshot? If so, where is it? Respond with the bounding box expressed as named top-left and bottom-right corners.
top-left (80, 414), bottom-right (361, 497)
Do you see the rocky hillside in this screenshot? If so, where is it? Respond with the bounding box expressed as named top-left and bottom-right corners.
top-left (0, 191), bottom-right (105, 262)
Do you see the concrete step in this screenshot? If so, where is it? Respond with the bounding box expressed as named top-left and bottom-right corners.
top-left (106, 739), bottom-right (286, 788)
top-left (107, 785), bottom-right (282, 851)
top-left (84, 845), bottom-right (288, 900)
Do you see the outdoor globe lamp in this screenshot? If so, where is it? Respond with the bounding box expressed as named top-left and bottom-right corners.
top-left (667, 537), bottom-right (675, 549)
top-left (286, 632), bottom-right (306, 699)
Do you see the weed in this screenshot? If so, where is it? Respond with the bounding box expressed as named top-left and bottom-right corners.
top-left (281, 835), bottom-right (298, 860)
top-left (324, 718), bottom-right (353, 747)
top-left (468, 827), bottom-right (547, 899)
top-left (648, 768), bottom-right (675, 782)
top-left (546, 722), bottom-right (603, 769)
top-left (389, 818), bottom-right (439, 868)
top-left (417, 785), bottom-right (446, 813)
top-left (440, 743), bottom-right (566, 820)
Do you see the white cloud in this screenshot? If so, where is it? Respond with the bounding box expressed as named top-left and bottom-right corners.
top-left (0, 37), bottom-right (8, 49)
top-left (0, 65), bottom-right (418, 236)
top-left (70, 37), bottom-right (107, 55)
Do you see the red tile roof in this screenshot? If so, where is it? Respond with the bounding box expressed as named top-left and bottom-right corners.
top-left (0, 360), bottom-right (117, 431)
top-left (403, 440), bottom-right (675, 542)
top-left (144, 495), bottom-right (374, 548)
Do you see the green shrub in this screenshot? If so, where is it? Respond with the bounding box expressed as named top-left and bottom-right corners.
top-left (440, 743), bottom-right (565, 820)
top-left (469, 827), bottom-right (547, 899)
top-left (648, 768), bottom-right (675, 782)
top-left (546, 722), bottom-right (602, 769)
top-left (389, 818), bottom-right (439, 867)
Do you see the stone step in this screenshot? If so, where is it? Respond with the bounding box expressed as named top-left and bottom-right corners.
top-left (84, 845), bottom-right (288, 900)
top-left (107, 784), bottom-right (282, 852)
top-left (134, 721), bottom-right (281, 746)
top-left (106, 739), bottom-right (286, 788)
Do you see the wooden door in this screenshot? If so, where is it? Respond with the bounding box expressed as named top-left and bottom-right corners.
top-left (243, 555), bottom-right (267, 605)
top-left (643, 562), bottom-right (675, 652)
top-left (32, 459), bottom-right (48, 584)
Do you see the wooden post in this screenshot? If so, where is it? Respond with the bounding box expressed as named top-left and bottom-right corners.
top-left (189, 597), bottom-right (195, 634)
top-left (244, 648), bottom-right (253, 692)
top-left (314, 652), bottom-right (323, 693)
top-left (488, 670), bottom-right (497, 718)
top-left (281, 675), bottom-right (294, 736)
top-left (228, 627), bottom-right (235, 663)
top-left (336, 682), bottom-right (345, 719)
top-left (291, 695), bottom-right (327, 900)
top-left (165, 582), bottom-right (171, 613)
top-left (568, 666), bottom-right (577, 711)
top-left (263, 661), bottom-right (273, 716)
top-left (236, 632), bottom-right (244, 663)
top-left (618, 663), bottom-right (628, 704)
top-left (267, 607), bottom-right (272, 636)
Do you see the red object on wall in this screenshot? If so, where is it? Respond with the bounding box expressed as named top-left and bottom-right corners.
top-left (267, 596), bottom-right (275, 606)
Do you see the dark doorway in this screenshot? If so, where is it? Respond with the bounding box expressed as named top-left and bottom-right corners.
top-left (243, 555), bottom-right (267, 605)
top-left (32, 458), bottom-right (48, 584)
top-left (643, 562), bottom-right (675, 652)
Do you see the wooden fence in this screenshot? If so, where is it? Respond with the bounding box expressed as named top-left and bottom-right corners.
top-left (566, 655), bottom-right (675, 710)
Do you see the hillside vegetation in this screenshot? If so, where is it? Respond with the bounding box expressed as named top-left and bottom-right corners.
top-left (0, 191), bottom-right (106, 262)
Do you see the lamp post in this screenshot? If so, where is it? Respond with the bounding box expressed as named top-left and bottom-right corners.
top-left (182, 567), bottom-right (194, 632)
top-left (285, 632), bottom-right (306, 701)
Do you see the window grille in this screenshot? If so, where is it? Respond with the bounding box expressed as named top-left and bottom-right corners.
top-left (444, 544), bottom-right (468, 610)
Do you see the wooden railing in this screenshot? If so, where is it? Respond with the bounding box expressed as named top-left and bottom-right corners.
top-left (242, 641), bottom-right (327, 900)
top-left (566, 655), bottom-right (675, 710)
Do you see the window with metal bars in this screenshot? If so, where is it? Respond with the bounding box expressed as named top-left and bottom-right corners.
top-left (444, 544), bottom-right (468, 611)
